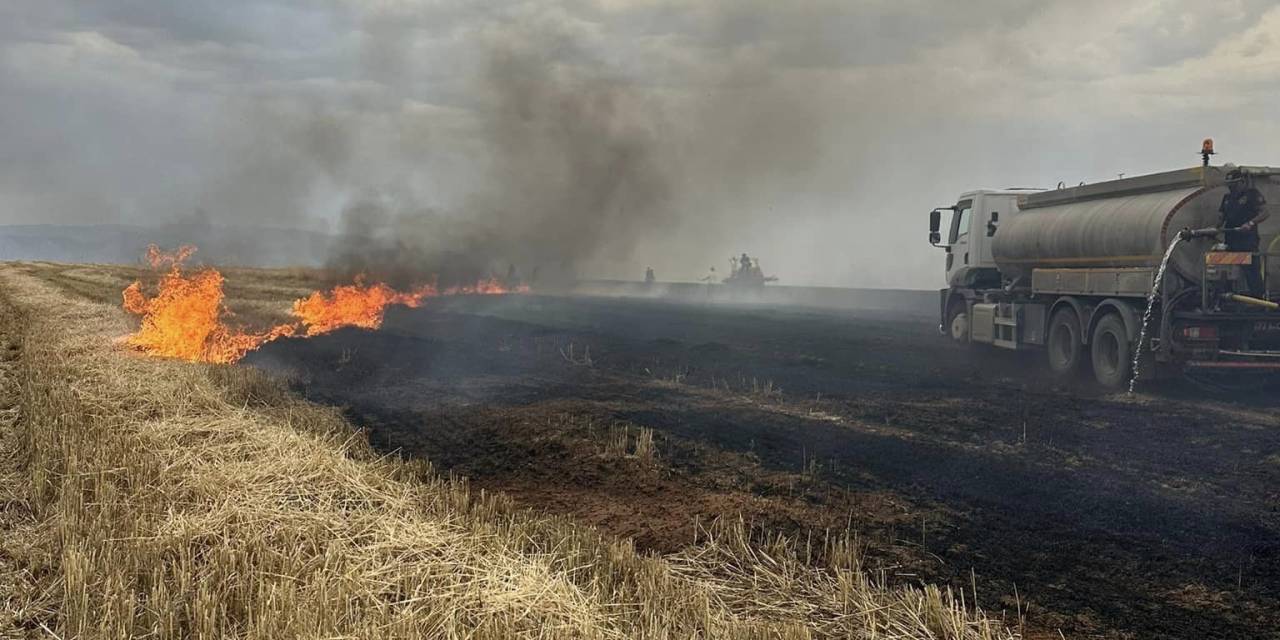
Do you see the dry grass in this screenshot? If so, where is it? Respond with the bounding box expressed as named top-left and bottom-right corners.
top-left (0, 263), bottom-right (1017, 639)
top-left (601, 423), bottom-right (657, 465)
top-left (0, 294), bottom-right (40, 639)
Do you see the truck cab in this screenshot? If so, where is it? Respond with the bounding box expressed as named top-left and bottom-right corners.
top-left (931, 190), bottom-right (1033, 289)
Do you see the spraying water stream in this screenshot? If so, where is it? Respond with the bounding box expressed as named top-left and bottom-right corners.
top-left (1130, 237), bottom-right (1184, 393)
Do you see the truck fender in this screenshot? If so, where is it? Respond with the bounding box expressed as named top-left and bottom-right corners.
top-left (1048, 296), bottom-right (1089, 343)
top-left (1088, 298), bottom-right (1142, 344)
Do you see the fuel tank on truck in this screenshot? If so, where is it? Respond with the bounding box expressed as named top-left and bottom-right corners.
top-left (991, 166), bottom-right (1280, 286)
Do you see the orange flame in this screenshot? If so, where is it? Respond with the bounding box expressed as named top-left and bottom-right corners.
top-left (146, 244), bottom-right (197, 269)
top-left (291, 280), bottom-right (438, 337)
top-left (122, 245), bottom-right (523, 363)
top-left (443, 276), bottom-right (529, 296)
top-left (121, 246), bottom-right (295, 363)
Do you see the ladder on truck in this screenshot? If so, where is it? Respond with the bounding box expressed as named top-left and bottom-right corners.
top-left (971, 302), bottom-right (1029, 349)
top-left (993, 303), bottom-right (1018, 349)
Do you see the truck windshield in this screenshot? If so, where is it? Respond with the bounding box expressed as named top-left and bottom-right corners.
top-left (948, 200), bottom-right (973, 245)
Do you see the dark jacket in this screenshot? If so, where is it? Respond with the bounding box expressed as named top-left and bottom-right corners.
top-left (1220, 187), bottom-right (1267, 250)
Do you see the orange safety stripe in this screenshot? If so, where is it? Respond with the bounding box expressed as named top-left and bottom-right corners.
top-left (1205, 252), bottom-right (1253, 265)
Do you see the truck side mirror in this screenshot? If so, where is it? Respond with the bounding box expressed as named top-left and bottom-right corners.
top-left (929, 209), bottom-right (942, 245)
top-left (986, 211), bottom-right (999, 237)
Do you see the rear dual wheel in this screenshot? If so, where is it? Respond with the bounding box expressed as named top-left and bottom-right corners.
top-left (1046, 309), bottom-right (1085, 377)
top-left (1047, 309), bottom-right (1135, 389)
top-left (1090, 314), bottom-right (1132, 390)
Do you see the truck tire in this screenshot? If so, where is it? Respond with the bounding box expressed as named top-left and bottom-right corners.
top-left (1090, 314), bottom-right (1132, 390)
top-left (1047, 308), bottom-right (1085, 377)
top-left (945, 300), bottom-right (969, 343)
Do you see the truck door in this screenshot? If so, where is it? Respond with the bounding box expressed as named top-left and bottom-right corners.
top-left (946, 199), bottom-right (974, 285)
top-left (974, 194), bottom-right (1010, 269)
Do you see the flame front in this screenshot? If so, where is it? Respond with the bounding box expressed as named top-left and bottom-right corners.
top-left (121, 245), bottom-right (522, 363)
top-left (121, 247), bottom-right (295, 363)
top-left (291, 280), bottom-right (437, 337)
top-left (443, 277), bottom-right (528, 296)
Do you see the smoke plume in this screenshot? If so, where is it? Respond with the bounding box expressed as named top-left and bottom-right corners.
top-left (329, 38), bottom-right (674, 287)
top-left (323, 3), bottom-right (841, 287)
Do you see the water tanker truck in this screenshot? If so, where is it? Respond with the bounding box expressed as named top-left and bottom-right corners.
top-left (928, 155), bottom-right (1280, 388)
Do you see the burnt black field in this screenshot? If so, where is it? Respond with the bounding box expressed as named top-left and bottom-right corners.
top-left (247, 294), bottom-right (1280, 640)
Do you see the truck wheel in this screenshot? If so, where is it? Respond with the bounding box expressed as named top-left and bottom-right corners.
top-left (1047, 309), bottom-right (1085, 377)
top-left (1090, 314), bottom-right (1132, 390)
top-left (945, 300), bottom-right (969, 343)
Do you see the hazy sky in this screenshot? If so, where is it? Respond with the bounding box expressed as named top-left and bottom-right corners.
top-left (2, 1), bottom-right (1279, 287)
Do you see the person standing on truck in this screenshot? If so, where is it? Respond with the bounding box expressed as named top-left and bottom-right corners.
top-left (1219, 171), bottom-right (1270, 296)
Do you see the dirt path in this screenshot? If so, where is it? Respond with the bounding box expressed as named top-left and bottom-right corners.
top-left (247, 294), bottom-right (1280, 640)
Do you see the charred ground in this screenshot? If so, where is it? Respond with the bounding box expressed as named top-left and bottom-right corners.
top-left (246, 293), bottom-right (1280, 640)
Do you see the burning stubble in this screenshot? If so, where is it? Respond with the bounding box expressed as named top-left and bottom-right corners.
top-left (121, 245), bottom-right (523, 363)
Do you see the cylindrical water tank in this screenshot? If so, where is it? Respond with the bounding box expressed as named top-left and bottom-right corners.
top-left (993, 182), bottom-right (1279, 285)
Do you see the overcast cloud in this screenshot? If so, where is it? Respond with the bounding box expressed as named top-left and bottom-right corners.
top-left (2, 0), bottom-right (1279, 287)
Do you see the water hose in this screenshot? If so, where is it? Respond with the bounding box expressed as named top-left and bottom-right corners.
top-left (1223, 294), bottom-right (1280, 310)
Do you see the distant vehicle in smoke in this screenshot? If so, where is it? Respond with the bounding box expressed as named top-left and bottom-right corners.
top-left (723, 253), bottom-right (778, 287)
top-left (929, 140), bottom-right (1280, 389)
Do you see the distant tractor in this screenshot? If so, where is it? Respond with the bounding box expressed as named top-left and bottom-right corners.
top-left (724, 253), bottom-right (778, 287)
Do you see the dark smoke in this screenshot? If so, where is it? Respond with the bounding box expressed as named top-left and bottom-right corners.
top-left (321, 0), bottom-right (857, 288)
top-left (328, 39), bottom-right (674, 287)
